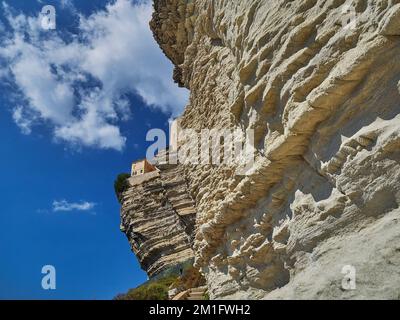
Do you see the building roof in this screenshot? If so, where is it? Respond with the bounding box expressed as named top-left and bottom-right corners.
top-left (131, 158), bottom-right (147, 165)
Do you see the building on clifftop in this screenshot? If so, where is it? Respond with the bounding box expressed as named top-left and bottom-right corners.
top-left (131, 159), bottom-right (157, 176)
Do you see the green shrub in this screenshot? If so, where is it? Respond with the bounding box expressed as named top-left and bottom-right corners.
top-left (113, 264), bottom-right (207, 300)
top-left (114, 173), bottom-right (130, 200)
top-left (114, 275), bottom-right (178, 300)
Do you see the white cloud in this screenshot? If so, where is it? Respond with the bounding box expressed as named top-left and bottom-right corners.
top-left (12, 106), bottom-right (33, 134)
top-left (0, 0), bottom-right (189, 151)
top-left (60, 0), bottom-right (75, 11)
top-left (52, 200), bottom-right (96, 212)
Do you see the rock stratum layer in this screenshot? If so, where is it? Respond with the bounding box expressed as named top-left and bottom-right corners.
top-left (149, 0), bottom-right (400, 299)
top-left (120, 151), bottom-right (197, 278)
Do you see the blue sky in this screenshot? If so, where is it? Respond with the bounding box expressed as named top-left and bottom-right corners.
top-left (0, 0), bottom-right (188, 299)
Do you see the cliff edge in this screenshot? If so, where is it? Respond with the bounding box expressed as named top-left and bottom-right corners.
top-left (119, 150), bottom-right (197, 278)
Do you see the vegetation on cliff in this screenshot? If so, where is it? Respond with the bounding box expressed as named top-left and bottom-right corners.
top-left (114, 266), bottom-right (206, 300)
top-left (114, 275), bottom-right (177, 300)
top-left (114, 173), bottom-right (130, 200)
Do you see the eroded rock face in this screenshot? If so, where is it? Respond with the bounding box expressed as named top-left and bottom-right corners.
top-left (150, 0), bottom-right (400, 299)
top-left (119, 151), bottom-right (197, 278)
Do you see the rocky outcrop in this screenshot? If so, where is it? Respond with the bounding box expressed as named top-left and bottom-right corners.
top-left (119, 150), bottom-right (197, 278)
top-left (150, 0), bottom-right (400, 299)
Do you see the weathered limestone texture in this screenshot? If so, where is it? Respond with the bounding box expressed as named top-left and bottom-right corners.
top-left (119, 150), bottom-right (197, 278)
top-left (150, 0), bottom-right (400, 299)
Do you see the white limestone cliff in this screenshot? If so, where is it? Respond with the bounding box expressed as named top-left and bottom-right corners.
top-left (149, 0), bottom-right (400, 299)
